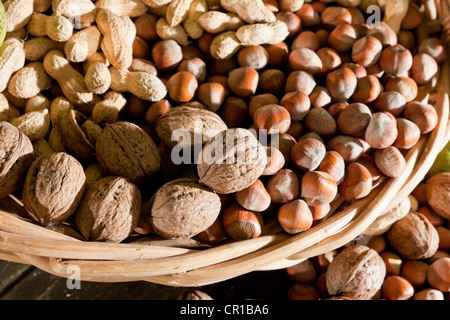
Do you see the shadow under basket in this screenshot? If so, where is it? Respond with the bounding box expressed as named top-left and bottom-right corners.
top-left (1, 1), bottom-right (450, 287)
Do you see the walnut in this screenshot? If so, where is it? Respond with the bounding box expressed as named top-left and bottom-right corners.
top-left (0, 121), bottom-right (34, 198)
top-left (156, 106), bottom-right (228, 149)
top-left (22, 152), bottom-right (86, 226)
top-left (426, 172), bottom-right (450, 219)
top-left (197, 128), bottom-right (267, 194)
top-left (76, 176), bottom-right (141, 243)
top-left (386, 212), bottom-right (439, 260)
top-left (95, 121), bottom-right (161, 186)
top-left (326, 245), bottom-right (386, 300)
top-left (149, 178), bottom-right (222, 239)
top-left (59, 110), bottom-right (96, 163)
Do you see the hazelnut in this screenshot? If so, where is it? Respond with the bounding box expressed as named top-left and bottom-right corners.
top-left (167, 71), bottom-right (199, 103)
top-left (320, 6), bottom-right (352, 30)
top-left (310, 203), bottom-right (331, 221)
top-left (418, 38), bottom-right (447, 64)
top-left (262, 146), bottom-right (285, 176)
top-left (397, 30), bottom-right (415, 51)
top-left (328, 135), bottom-right (364, 163)
top-left (411, 53), bottom-right (439, 85)
top-left (280, 91), bottom-right (311, 121)
top-left (339, 162), bottom-right (373, 200)
top-left (317, 47), bottom-right (342, 76)
top-left (287, 120), bottom-right (303, 140)
top-left (366, 22), bottom-right (397, 47)
top-left (326, 67), bottom-right (357, 102)
top-left (315, 29), bottom-right (330, 47)
top-left (289, 48), bottom-right (322, 75)
top-left (386, 212), bottom-right (439, 260)
top-left (373, 91), bottom-right (406, 117)
top-left (328, 22), bottom-right (359, 53)
top-left (265, 42), bottom-right (289, 68)
top-left (351, 35), bottom-right (383, 68)
top-left (301, 171), bottom-right (337, 206)
top-left (327, 102), bottom-right (348, 119)
top-left (365, 112), bottom-right (398, 149)
top-left (403, 101), bottom-right (438, 134)
top-left (367, 235), bottom-right (387, 253)
top-left (413, 289), bottom-right (445, 301)
top-left (227, 66), bottom-right (259, 98)
top-left (266, 168), bottom-right (300, 204)
top-left (248, 93), bottom-right (279, 118)
top-left (304, 107), bottom-right (337, 137)
top-left (291, 30), bottom-right (320, 51)
top-left (275, 11), bottom-right (302, 38)
top-left (272, 133), bottom-right (296, 165)
top-left (309, 86), bottom-right (332, 109)
top-left (296, 4), bottom-right (320, 28)
top-left (426, 172), bottom-right (450, 220)
top-left (401, 3), bottom-right (423, 30)
top-left (381, 252), bottom-right (403, 277)
top-left (253, 104), bottom-right (291, 135)
top-left (222, 204), bottom-right (264, 240)
top-left (237, 45), bottom-right (269, 70)
top-left (290, 137), bottom-right (326, 171)
top-left (287, 283), bottom-right (320, 300)
top-left (374, 146), bottom-right (406, 178)
top-left (366, 62), bottom-right (385, 79)
top-left (400, 260), bottom-right (429, 288)
top-left (197, 82), bottom-right (226, 112)
top-left (219, 96), bottom-right (248, 128)
top-left (382, 276), bottom-right (415, 300)
top-left (151, 39), bottom-right (183, 71)
top-left (337, 102), bottom-right (372, 137)
top-left (195, 216), bottom-right (226, 246)
top-left (326, 245), bottom-right (386, 300)
top-left (384, 77), bottom-right (418, 102)
top-left (341, 62), bottom-right (367, 79)
top-left (394, 118), bottom-right (421, 150)
top-left (210, 58), bottom-right (238, 75)
top-left (427, 258), bottom-right (450, 292)
top-left (145, 99), bottom-right (172, 125)
top-left (135, 13), bottom-right (159, 41)
top-left (278, 199), bottom-right (313, 234)
top-left (258, 69), bottom-right (287, 95)
top-left (286, 259), bottom-right (317, 283)
top-left (379, 44), bottom-right (413, 76)
top-left (417, 206), bottom-right (445, 228)
top-left (412, 182), bottom-right (429, 206)
top-left (317, 150), bottom-right (345, 184)
top-left (235, 179), bottom-right (271, 213)
top-left (177, 57), bottom-right (207, 83)
top-left (355, 154), bottom-right (384, 183)
top-left (285, 70), bottom-right (316, 95)
top-left (352, 75), bottom-right (382, 104)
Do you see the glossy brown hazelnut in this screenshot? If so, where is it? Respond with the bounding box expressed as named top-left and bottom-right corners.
top-left (145, 99), bottom-right (172, 125)
top-left (296, 3), bottom-right (320, 28)
top-left (320, 6), bottom-right (352, 30)
top-left (382, 276), bottom-right (415, 300)
top-left (249, 93), bottom-right (279, 118)
top-left (366, 62), bottom-right (385, 79)
top-left (373, 91), bottom-right (406, 117)
top-left (365, 112), bottom-right (398, 149)
top-left (266, 168), bottom-right (300, 204)
top-left (291, 137), bottom-right (327, 171)
top-left (258, 69), bottom-right (287, 95)
top-left (291, 30), bottom-right (320, 51)
top-left (397, 30), bottom-right (415, 51)
top-left (374, 146), bottom-right (406, 178)
top-left (222, 204), bottom-right (264, 240)
top-left (263, 0), bottom-right (279, 12)
top-left (355, 154), bottom-right (384, 184)
top-left (384, 77), bottom-right (418, 102)
top-left (394, 118), bottom-right (421, 150)
top-left (270, 133), bottom-right (296, 165)
top-left (437, 227), bottom-right (450, 253)
top-left (301, 171), bottom-right (338, 206)
top-left (195, 216), bottom-right (226, 246)
top-left (317, 150), bottom-right (345, 184)
top-left (134, 13), bottom-right (159, 41)
top-left (309, 203), bottom-right (331, 221)
top-left (197, 82), bottom-right (226, 112)
top-left (341, 62), bottom-right (367, 79)
top-left (352, 75), bottom-right (382, 104)
top-left (265, 42), bottom-right (289, 68)
top-left (304, 107), bottom-right (337, 137)
top-left (262, 146), bottom-right (285, 176)
top-left (278, 199), bottom-right (313, 234)
top-left (151, 40), bottom-right (183, 71)
top-left (317, 47), bottom-right (342, 76)
top-left (400, 260), bottom-right (429, 288)
top-left (401, 3), bottom-right (423, 30)
top-left (328, 22), bottom-right (359, 53)
top-left (326, 67), bottom-right (357, 102)
top-left (207, 75), bottom-right (230, 94)
top-left (309, 86), bottom-right (332, 108)
top-left (237, 45), bottom-right (269, 70)
top-left (280, 91), bottom-right (311, 121)
top-left (167, 71), bottom-right (199, 103)
top-left (228, 66), bottom-right (259, 98)
top-left (379, 44), bottom-right (413, 77)
top-left (276, 11), bottom-right (302, 38)
top-left (177, 57), bottom-right (207, 83)
top-left (289, 48), bottom-right (322, 75)
top-left (197, 32), bottom-right (215, 57)
top-left (327, 135), bottom-right (365, 163)
top-left (367, 235), bottom-right (387, 253)
top-left (403, 101), bottom-right (438, 134)
top-left (417, 206), bottom-right (445, 228)
top-left (366, 22), bottom-right (397, 47)
top-left (418, 38), bottom-right (447, 64)
top-left (219, 96), bottom-right (248, 128)
top-left (285, 70), bottom-right (316, 95)
top-left (327, 102), bottom-right (348, 119)
top-left (235, 179), bottom-right (271, 213)
top-left (132, 36), bottom-right (150, 59)
top-left (253, 104), bottom-right (291, 135)
top-left (411, 53), bottom-right (439, 85)
top-left (287, 120), bottom-right (303, 140)
top-left (339, 162), bottom-right (373, 200)
top-left (286, 259), bottom-right (317, 283)
top-left (337, 102), bottom-right (372, 137)
top-left (381, 252), bottom-right (403, 277)
top-left (413, 289), bottom-right (445, 300)
top-left (315, 29), bottom-right (330, 47)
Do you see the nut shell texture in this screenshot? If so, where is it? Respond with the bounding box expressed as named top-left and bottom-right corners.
top-left (76, 176), bottom-right (141, 243)
top-left (22, 152), bottom-right (86, 226)
top-left (150, 178), bottom-right (221, 239)
top-left (96, 121), bottom-right (161, 186)
top-left (197, 128), bottom-right (267, 194)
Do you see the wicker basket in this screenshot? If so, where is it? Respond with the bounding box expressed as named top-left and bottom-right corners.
top-left (1, 0), bottom-right (450, 287)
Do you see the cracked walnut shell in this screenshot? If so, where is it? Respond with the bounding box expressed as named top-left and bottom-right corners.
top-left (76, 176), bottom-right (141, 243)
top-left (22, 152), bottom-right (86, 226)
top-left (149, 178), bottom-right (222, 239)
top-left (197, 128), bottom-right (267, 194)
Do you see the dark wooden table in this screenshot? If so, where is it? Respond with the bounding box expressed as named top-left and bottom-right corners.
top-left (0, 260), bottom-right (291, 300)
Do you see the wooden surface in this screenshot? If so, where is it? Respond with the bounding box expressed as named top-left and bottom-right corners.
top-left (0, 259), bottom-right (291, 300)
